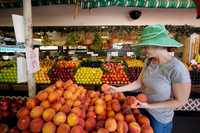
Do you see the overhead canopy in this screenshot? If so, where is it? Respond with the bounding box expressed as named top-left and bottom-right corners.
top-left (80, 0), bottom-right (196, 9)
top-left (0, 0), bottom-right (196, 9)
top-left (0, 0), bottom-right (75, 8)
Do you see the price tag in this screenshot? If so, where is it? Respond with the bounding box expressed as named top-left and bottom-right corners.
top-left (40, 46), bottom-right (58, 50)
top-left (68, 46), bottom-right (76, 49)
top-left (17, 57), bottom-right (27, 83)
top-left (26, 47), bottom-right (40, 74)
top-left (87, 52), bottom-right (94, 55)
top-left (91, 53), bottom-right (98, 57)
top-left (68, 51), bottom-right (75, 55)
top-left (127, 52), bottom-right (134, 57)
top-left (71, 56), bottom-right (78, 60)
top-left (12, 14), bottom-right (25, 43)
top-left (111, 52), bottom-right (118, 57)
top-left (78, 46), bottom-right (87, 49)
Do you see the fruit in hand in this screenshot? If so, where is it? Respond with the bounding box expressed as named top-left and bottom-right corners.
top-left (136, 93), bottom-right (148, 103)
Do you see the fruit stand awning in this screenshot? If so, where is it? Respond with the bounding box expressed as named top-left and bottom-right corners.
top-left (0, 0), bottom-right (75, 8)
top-left (0, 0), bottom-right (196, 9)
top-left (80, 0), bottom-right (196, 9)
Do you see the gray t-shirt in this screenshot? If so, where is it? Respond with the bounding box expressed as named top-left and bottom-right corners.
top-left (143, 57), bottom-right (191, 124)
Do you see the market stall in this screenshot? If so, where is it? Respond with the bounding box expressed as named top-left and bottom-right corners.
top-left (0, 0), bottom-right (200, 132)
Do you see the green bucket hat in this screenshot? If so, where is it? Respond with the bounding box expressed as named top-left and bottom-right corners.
top-left (133, 24), bottom-right (182, 49)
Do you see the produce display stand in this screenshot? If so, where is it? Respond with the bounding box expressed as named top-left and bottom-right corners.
top-left (0, 1), bottom-right (199, 105)
top-left (0, 44), bottom-right (27, 96)
top-left (0, 0), bottom-right (200, 132)
top-left (0, 0), bottom-right (38, 97)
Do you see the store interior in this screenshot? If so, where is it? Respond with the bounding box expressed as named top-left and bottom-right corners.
top-left (0, 0), bottom-right (200, 133)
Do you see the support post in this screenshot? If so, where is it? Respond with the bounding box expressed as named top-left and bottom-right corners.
top-left (23, 0), bottom-right (36, 97)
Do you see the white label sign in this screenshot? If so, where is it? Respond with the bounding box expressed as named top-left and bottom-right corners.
top-left (111, 52), bottom-right (118, 57)
top-left (17, 57), bottom-right (27, 83)
top-left (91, 53), bottom-right (98, 57)
top-left (127, 52), bottom-right (134, 57)
top-left (12, 14), bottom-right (25, 43)
top-left (68, 51), bottom-right (75, 55)
top-left (87, 52), bottom-right (94, 55)
top-left (26, 47), bottom-right (40, 73)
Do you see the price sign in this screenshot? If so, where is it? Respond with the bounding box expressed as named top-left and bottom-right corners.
top-left (91, 53), bottom-right (98, 57)
top-left (68, 51), bottom-right (75, 55)
top-left (87, 52), bottom-right (94, 55)
top-left (127, 52), bottom-right (134, 57)
top-left (26, 47), bottom-right (40, 73)
top-left (12, 14), bottom-right (25, 43)
top-left (17, 57), bottom-right (27, 83)
top-left (111, 52), bottom-right (118, 57)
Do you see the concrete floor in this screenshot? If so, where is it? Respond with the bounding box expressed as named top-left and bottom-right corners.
top-left (173, 112), bottom-right (200, 133)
